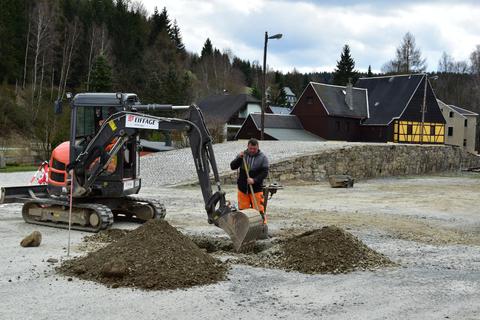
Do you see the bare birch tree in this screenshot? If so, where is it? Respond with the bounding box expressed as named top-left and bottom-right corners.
top-left (31, 0), bottom-right (53, 106)
top-left (382, 32), bottom-right (426, 74)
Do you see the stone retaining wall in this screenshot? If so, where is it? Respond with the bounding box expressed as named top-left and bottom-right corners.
top-left (219, 144), bottom-right (480, 184)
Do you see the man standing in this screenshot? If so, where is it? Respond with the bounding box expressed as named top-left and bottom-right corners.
top-left (230, 138), bottom-right (269, 223)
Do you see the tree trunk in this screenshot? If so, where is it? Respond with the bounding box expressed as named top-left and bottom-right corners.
top-left (86, 27), bottom-right (96, 91)
top-left (57, 31), bottom-right (68, 100)
top-left (62, 20), bottom-right (79, 98)
top-left (23, 19), bottom-right (31, 89)
top-left (50, 66), bottom-right (54, 101)
top-left (36, 53), bottom-right (45, 112)
top-left (32, 11), bottom-right (43, 105)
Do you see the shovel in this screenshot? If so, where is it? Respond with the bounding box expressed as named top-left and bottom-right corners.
top-left (215, 155), bottom-right (266, 252)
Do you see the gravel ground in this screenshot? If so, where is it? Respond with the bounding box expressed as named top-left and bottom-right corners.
top-left (1, 172), bottom-right (479, 319)
top-left (140, 140), bottom-right (380, 186)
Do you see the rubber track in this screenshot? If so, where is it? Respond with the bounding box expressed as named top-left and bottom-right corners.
top-left (124, 196), bottom-right (167, 220)
top-left (22, 198), bottom-right (114, 232)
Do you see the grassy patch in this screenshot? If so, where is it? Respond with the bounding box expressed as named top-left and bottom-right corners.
top-left (0, 164), bottom-right (38, 173)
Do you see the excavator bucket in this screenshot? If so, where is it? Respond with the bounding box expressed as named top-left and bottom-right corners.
top-left (217, 208), bottom-right (265, 252)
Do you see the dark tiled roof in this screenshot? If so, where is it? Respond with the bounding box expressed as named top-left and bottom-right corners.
top-left (238, 113), bottom-right (323, 141)
top-left (449, 105), bottom-right (478, 116)
top-left (249, 113), bottom-right (303, 129)
top-left (264, 128), bottom-right (324, 141)
top-left (310, 83), bottom-right (368, 119)
top-left (197, 94), bottom-right (260, 123)
top-left (355, 74), bottom-right (424, 125)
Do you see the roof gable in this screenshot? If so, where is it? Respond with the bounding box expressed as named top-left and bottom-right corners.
top-left (309, 82), bottom-right (368, 119)
top-left (356, 74), bottom-right (424, 125)
top-left (197, 94), bottom-right (260, 123)
top-left (283, 87), bottom-right (295, 96)
top-left (449, 105), bottom-right (478, 116)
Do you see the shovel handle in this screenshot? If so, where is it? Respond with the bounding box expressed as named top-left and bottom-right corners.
top-left (242, 157), bottom-right (260, 212)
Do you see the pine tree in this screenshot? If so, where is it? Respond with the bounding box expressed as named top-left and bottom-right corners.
top-left (332, 44), bottom-right (357, 85)
top-left (0, 0), bottom-right (28, 83)
top-left (148, 6), bottom-right (171, 46)
top-left (367, 65), bottom-right (373, 77)
top-left (89, 54), bottom-right (112, 92)
top-left (201, 38), bottom-right (213, 58)
top-left (159, 7), bottom-right (172, 35)
top-left (171, 19), bottom-right (186, 55)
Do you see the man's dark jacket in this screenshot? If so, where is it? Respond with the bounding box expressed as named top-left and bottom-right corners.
top-left (230, 150), bottom-right (269, 194)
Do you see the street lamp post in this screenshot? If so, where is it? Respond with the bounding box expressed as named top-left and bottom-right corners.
top-left (420, 74), bottom-right (438, 144)
top-left (261, 31), bottom-right (282, 140)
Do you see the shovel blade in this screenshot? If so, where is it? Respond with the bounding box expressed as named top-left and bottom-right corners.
top-left (217, 208), bottom-right (265, 252)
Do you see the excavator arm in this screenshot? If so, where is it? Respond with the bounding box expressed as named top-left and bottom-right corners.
top-left (69, 104), bottom-right (264, 250)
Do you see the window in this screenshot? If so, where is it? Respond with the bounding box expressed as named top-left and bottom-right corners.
top-left (336, 121), bottom-right (340, 131)
top-left (430, 125), bottom-right (435, 136)
top-left (449, 111), bottom-right (454, 118)
top-left (465, 119), bottom-right (468, 127)
top-left (76, 106), bottom-right (95, 137)
top-left (306, 97), bottom-right (313, 104)
top-left (463, 139), bottom-right (467, 147)
top-left (448, 127), bottom-right (453, 136)
top-left (407, 124), bottom-right (413, 135)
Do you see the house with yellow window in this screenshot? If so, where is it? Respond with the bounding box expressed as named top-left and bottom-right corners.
top-left (236, 74), bottom-right (447, 144)
top-left (355, 74), bottom-right (446, 144)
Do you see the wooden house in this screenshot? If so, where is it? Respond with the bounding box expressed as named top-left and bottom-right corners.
top-left (290, 82), bottom-right (369, 141)
top-left (355, 74), bottom-right (445, 143)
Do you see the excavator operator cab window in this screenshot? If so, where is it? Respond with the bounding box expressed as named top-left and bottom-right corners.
top-left (76, 105), bottom-right (118, 138)
top-left (76, 106), bottom-right (96, 138)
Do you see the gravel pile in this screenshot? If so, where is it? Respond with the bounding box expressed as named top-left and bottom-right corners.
top-left (140, 140), bottom-right (357, 187)
top-left (235, 226), bottom-right (395, 274)
top-left (59, 220), bottom-right (227, 290)
top-left (279, 226), bottom-right (394, 274)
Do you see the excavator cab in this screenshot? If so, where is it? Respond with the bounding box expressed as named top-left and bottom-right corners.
top-left (48, 93), bottom-right (141, 198)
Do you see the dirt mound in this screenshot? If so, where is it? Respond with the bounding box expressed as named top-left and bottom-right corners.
top-left (239, 226), bottom-right (394, 274)
top-left (59, 220), bottom-right (227, 290)
top-left (280, 226), bottom-right (394, 274)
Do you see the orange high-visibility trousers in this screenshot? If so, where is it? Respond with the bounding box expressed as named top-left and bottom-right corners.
top-left (237, 190), bottom-right (266, 223)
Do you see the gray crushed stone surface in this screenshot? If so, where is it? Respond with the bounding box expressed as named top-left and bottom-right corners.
top-left (140, 140), bottom-right (366, 187)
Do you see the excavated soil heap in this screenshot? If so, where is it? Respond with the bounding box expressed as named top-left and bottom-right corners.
top-left (280, 226), bottom-right (394, 274)
top-left (59, 220), bottom-right (227, 290)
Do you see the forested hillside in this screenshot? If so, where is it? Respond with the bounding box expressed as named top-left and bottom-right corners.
top-left (0, 0), bottom-right (479, 154)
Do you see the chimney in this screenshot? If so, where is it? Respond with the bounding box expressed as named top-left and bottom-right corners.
top-left (345, 78), bottom-right (354, 111)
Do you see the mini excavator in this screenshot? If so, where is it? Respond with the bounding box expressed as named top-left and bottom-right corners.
top-left (0, 93), bottom-right (279, 251)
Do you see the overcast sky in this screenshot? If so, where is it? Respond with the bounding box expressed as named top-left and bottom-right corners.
top-left (140, 0), bottom-right (480, 73)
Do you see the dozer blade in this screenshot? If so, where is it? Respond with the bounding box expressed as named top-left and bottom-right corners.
top-left (217, 208), bottom-right (265, 252)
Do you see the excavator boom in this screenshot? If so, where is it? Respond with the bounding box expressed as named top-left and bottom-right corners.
top-left (70, 104), bottom-right (265, 251)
